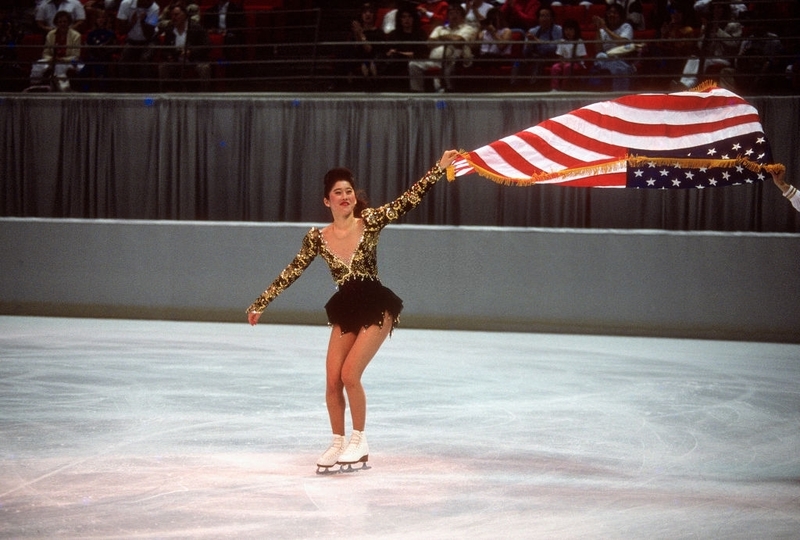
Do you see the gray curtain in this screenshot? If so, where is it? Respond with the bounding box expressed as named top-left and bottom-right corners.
top-left (2, 93), bottom-right (798, 231)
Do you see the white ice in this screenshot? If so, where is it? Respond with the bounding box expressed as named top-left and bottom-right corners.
top-left (1, 316), bottom-right (798, 539)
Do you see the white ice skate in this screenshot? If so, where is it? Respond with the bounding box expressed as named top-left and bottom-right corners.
top-left (316, 434), bottom-right (345, 475)
top-left (337, 430), bottom-right (369, 472)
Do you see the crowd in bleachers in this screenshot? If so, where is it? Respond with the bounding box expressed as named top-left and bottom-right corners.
top-left (0, 0), bottom-right (797, 93)
top-left (0, 0), bottom-right (284, 91)
top-left (330, 0), bottom-right (799, 93)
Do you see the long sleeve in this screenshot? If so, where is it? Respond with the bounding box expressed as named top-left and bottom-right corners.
top-left (783, 185), bottom-right (800, 213)
top-left (42, 31), bottom-right (56, 61)
top-left (361, 163), bottom-right (445, 228)
top-left (246, 228), bottom-right (320, 314)
top-left (42, 30), bottom-right (82, 62)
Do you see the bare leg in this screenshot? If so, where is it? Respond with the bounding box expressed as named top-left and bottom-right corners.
top-left (324, 312), bottom-right (393, 433)
top-left (325, 328), bottom-right (357, 435)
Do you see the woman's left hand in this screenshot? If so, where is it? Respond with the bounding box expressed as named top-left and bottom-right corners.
top-left (771, 168), bottom-right (788, 191)
top-left (439, 149), bottom-right (460, 169)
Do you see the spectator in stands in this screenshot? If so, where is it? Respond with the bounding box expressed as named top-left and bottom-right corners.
top-left (157, 0), bottom-right (199, 31)
top-left (550, 17), bottom-right (587, 91)
top-left (203, 0), bottom-right (241, 32)
top-left (514, 5), bottom-right (562, 86)
top-left (348, 2), bottom-right (384, 86)
top-left (678, 0), bottom-right (741, 89)
top-left (619, 0), bottom-right (646, 31)
top-left (30, 10), bottom-right (81, 90)
top-left (204, 0), bottom-right (245, 59)
top-left (477, 7), bottom-right (513, 60)
top-left (591, 2), bottom-right (636, 92)
top-left (464, 0), bottom-right (492, 29)
top-left (117, 0), bottom-right (160, 90)
top-left (727, 24), bottom-right (784, 92)
top-left (655, 1), bottom-right (697, 89)
top-left (499, 0), bottom-right (539, 32)
top-left (416, 0), bottom-right (449, 32)
top-left (157, 3), bottom-right (210, 91)
top-left (692, 0), bottom-right (747, 21)
top-left (408, 3), bottom-right (478, 92)
top-left (383, 4), bottom-right (427, 90)
top-left (35, 0), bottom-right (86, 33)
top-left (78, 8), bottom-right (117, 91)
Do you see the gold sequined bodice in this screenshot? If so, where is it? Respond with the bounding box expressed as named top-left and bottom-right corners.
top-left (247, 163), bottom-right (445, 314)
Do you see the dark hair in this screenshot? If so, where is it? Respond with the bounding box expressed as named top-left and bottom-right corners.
top-left (447, 4), bottom-right (466, 17)
top-left (606, 3), bottom-right (625, 19)
top-left (484, 7), bottom-right (506, 28)
top-left (323, 167), bottom-right (369, 215)
top-left (54, 10), bottom-right (73, 24)
top-left (562, 18), bottom-right (582, 39)
top-left (395, 4), bottom-right (421, 31)
top-left (537, 6), bottom-right (554, 19)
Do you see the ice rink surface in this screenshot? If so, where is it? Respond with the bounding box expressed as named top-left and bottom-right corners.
top-left (1, 316), bottom-right (798, 539)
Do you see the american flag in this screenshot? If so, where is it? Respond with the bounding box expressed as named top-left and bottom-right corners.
top-left (451, 86), bottom-right (775, 189)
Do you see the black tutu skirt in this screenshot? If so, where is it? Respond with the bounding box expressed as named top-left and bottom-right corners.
top-left (324, 277), bottom-right (403, 335)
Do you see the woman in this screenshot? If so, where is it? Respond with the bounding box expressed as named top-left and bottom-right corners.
top-left (591, 2), bottom-right (636, 92)
top-left (678, 0), bottom-right (742, 89)
top-left (512, 5), bottom-right (562, 85)
top-left (32, 10), bottom-right (82, 90)
top-left (478, 7), bottom-right (513, 60)
top-left (384, 4), bottom-right (427, 90)
top-left (247, 150), bottom-right (460, 473)
top-left (349, 2), bottom-right (385, 84)
top-left (550, 18), bottom-right (587, 91)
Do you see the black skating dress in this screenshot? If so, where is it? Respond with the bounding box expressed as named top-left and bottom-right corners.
top-left (247, 163), bottom-right (446, 335)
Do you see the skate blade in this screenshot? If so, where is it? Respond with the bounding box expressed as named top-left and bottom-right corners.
top-left (315, 465), bottom-right (341, 475)
top-left (338, 460), bottom-right (370, 473)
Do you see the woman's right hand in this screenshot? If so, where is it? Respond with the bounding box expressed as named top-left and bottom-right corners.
top-left (248, 311), bottom-right (261, 326)
top-left (439, 149), bottom-right (460, 169)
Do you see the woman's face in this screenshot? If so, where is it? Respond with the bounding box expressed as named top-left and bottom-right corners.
top-left (538, 9), bottom-right (553, 30)
top-left (55, 15), bottom-right (71, 30)
top-left (606, 8), bottom-right (622, 28)
top-left (564, 26), bottom-right (576, 39)
top-left (399, 11), bottom-right (413, 31)
top-left (325, 180), bottom-right (356, 214)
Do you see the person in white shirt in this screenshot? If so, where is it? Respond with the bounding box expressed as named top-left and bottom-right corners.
top-left (550, 18), bottom-right (587, 91)
top-left (35, 0), bottom-right (85, 33)
top-left (408, 4), bottom-right (478, 92)
top-left (463, 0), bottom-right (492, 28)
top-left (117, 0), bottom-right (161, 90)
top-left (591, 2), bottom-right (635, 92)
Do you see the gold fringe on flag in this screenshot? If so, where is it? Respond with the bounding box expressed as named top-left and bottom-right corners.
top-left (452, 152), bottom-right (784, 187)
top-left (688, 80), bottom-right (719, 93)
top-left (448, 83), bottom-right (786, 187)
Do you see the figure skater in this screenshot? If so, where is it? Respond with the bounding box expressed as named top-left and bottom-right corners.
top-left (247, 150), bottom-right (460, 472)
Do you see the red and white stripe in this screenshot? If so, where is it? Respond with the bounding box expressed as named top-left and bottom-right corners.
top-left (452, 87), bottom-right (765, 187)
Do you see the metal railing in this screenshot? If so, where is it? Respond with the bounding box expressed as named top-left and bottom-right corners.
top-left (2, 8), bottom-right (797, 94)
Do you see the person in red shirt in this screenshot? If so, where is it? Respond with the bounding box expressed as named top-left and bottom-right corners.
top-left (416, 0), bottom-right (449, 31)
top-left (500, 0), bottom-right (540, 31)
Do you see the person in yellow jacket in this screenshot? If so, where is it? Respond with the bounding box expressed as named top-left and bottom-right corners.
top-left (31, 10), bottom-right (82, 90)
